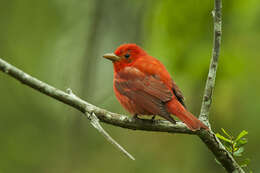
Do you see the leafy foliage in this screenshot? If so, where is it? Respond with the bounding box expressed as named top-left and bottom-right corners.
top-left (216, 128), bottom-right (252, 172)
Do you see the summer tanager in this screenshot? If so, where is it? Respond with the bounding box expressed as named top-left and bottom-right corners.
top-left (103, 44), bottom-right (208, 131)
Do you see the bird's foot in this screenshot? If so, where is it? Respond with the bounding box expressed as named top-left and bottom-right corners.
top-left (151, 115), bottom-right (156, 121)
top-left (169, 117), bottom-right (177, 124)
top-left (149, 115), bottom-right (157, 123)
top-left (133, 114), bottom-right (149, 122)
top-left (133, 114), bottom-right (141, 120)
top-left (133, 114), bottom-right (158, 124)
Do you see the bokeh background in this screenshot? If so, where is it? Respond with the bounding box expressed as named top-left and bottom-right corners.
top-left (0, 0), bottom-right (259, 172)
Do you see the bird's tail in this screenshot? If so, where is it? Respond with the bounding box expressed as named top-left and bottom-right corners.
top-left (167, 100), bottom-right (208, 131)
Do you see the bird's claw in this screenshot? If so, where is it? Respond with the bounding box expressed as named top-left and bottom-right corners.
top-left (133, 114), bottom-right (141, 120)
top-left (133, 114), bottom-right (157, 124)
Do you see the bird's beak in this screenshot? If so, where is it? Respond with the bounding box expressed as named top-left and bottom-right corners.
top-left (103, 53), bottom-right (121, 62)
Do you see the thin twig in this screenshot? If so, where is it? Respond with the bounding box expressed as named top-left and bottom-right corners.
top-left (88, 112), bottom-right (135, 160)
top-left (66, 88), bottom-right (135, 160)
top-left (199, 0), bottom-right (222, 125)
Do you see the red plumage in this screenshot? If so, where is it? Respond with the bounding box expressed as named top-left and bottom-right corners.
top-left (104, 44), bottom-right (208, 131)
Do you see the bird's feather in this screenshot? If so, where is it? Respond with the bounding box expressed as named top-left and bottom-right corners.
top-left (114, 67), bottom-right (177, 123)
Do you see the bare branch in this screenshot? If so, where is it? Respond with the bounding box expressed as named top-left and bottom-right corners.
top-left (66, 88), bottom-right (135, 160)
top-left (88, 112), bottom-right (135, 160)
top-left (199, 0), bottom-right (222, 125)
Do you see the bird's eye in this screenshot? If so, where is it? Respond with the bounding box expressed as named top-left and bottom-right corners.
top-left (124, 53), bottom-right (130, 59)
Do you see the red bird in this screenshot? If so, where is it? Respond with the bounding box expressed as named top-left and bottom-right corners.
top-left (103, 44), bottom-right (208, 131)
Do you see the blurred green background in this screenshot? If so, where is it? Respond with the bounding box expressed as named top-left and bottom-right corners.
top-left (0, 0), bottom-right (259, 172)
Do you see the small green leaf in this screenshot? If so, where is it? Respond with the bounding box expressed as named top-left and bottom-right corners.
top-left (221, 128), bottom-right (232, 139)
top-left (226, 146), bottom-right (233, 153)
top-left (216, 133), bottom-right (232, 143)
top-left (240, 158), bottom-right (250, 167)
top-left (234, 147), bottom-right (244, 157)
top-left (235, 138), bottom-right (248, 148)
top-left (236, 130), bottom-right (248, 142)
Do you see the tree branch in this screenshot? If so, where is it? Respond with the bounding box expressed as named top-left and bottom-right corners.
top-left (199, 0), bottom-right (222, 125)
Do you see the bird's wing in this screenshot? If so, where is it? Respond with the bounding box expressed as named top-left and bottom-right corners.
top-left (132, 56), bottom-right (186, 108)
top-left (171, 80), bottom-right (186, 108)
top-left (114, 67), bottom-right (175, 122)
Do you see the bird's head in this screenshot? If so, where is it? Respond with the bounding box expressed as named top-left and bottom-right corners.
top-left (103, 44), bottom-right (147, 71)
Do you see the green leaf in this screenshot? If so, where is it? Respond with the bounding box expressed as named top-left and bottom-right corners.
top-left (221, 128), bottom-right (232, 139)
top-left (226, 145), bottom-right (233, 153)
top-left (235, 130), bottom-right (248, 142)
top-left (240, 158), bottom-right (250, 168)
top-left (234, 147), bottom-right (244, 157)
top-left (235, 138), bottom-right (248, 148)
top-left (216, 133), bottom-right (232, 143)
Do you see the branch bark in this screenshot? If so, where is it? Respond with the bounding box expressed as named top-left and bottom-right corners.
top-left (199, 0), bottom-right (222, 125)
